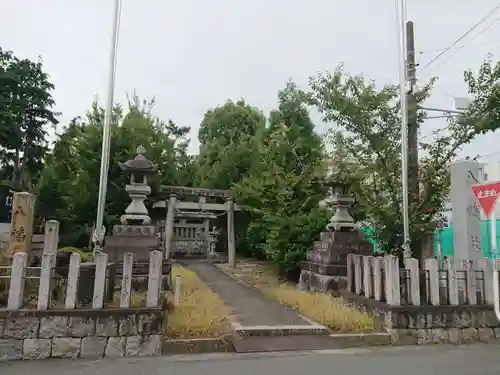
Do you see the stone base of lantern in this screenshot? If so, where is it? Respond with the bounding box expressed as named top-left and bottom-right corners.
top-left (298, 269), bottom-right (347, 292)
top-left (120, 214), bottom-right (151, 225)
top-left (104, 224), bottom-right (159, 262)
top-left (298, 230), bottom-right (372, 293)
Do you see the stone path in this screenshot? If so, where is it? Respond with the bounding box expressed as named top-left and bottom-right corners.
top-left (182, 262), bottom-right (317, 328)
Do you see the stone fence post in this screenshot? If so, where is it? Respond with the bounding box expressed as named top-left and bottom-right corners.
top-left (37, 253), bottom-right (56, 310)
top-left (372, 257), bottom-right (383, 301)
top-left (404, 258), bottom-right (420, 306)
top-left (7, 252), bottom-right (27, 310)
top-left (65, 253), bottom-right (81, 309)
top-left (464, 260), bottom-right (477, 305)
top-left (354, 255), bottom-right (362, 294)
top-left (147, 250), bottom-right (163, 308)
top-left (42, 220), bottom-right (59, 255)
top-left (445, 258), bottom-right (459, 305)
top-left (477, 258), bottom-right (494, 304)
top-left (363, 255), bottom-right (373, 298)
top-left (384, 255), bottom-right (400, 305)
top-left (424, 258), bottom-right (440, 305)
top-left (346, 253), bottom-right (354, 292)
top-left (92, 252), bottom-right (108, 309)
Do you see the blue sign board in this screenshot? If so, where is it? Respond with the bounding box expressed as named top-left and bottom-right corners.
top-left (0, 185), bottom-right (16, 223)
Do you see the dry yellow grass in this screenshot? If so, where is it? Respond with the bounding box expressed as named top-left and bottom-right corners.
top-left (267, 286), bottom-right (374, 332)
top-left (165, 264), bottom-right (232, 339)
top-left (219, 262), bottom-right (373, 333)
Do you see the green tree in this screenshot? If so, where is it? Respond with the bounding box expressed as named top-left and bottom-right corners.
top-left (236, 82), bottom-right (328, 275)
top-left (0, 48), bottom-right (58, 190)
top-left (196, 99), bottom-right (266, 189)
top-left (462, 58), bottom-right (500, 134)
top-left (307, 63), bottom-right (499, 257)
top-left (36, 94), bottom-right (193, 246)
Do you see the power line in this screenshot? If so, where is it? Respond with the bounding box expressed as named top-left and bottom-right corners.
top-left (418, 38), bottom-right (500, 54)
top-left (421, 15), bottom-right (500, 78)
top-left (477, 151), bottom-right (500, 159)
top-left (419, 3), bottom-right (500, 74)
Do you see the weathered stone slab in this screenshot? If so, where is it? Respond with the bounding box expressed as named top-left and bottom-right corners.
top-left (69, 316), bottom-right (96, 337)
top-left (81, 337), bottom-right (107, 358)
top-left (96, 317), bottom-right (118, 337)
top-left (297, 269), bottom-right (347, 292)
top-left (390, 330), bottom-right (418, 345)
top-left (23, 338), bottom-right (51, 359)
top-left (125, 335), bottom-right (162, 356)
top-left (431, 329), bottom-right (448, 343)
top-left (494, 327), bottom-right (500, 340)
top-left (51, 337), bottom-right (81, 358)
top-left (416, 329), bottom-right (433, 345)
top-left (105, 337), bottom-right (126, 357)
top-left (39, 316), bottom-right (69, 338)
top-left (300, 262), bottom-right (346, 275)
top-left (3, 317), bottom-right (39, 339)
top-left (138, 314), bottom-right (162, 334)
top-left (478, 327), bottom-right (495, 343)
top-left (461, 328), bottom-right (478, 343)
top-left (0, 339), bottom-right (23, 360)
top-left (119, 316), bottom-right (138, 336)
top-left (447, 328), bottom-right (462, 344)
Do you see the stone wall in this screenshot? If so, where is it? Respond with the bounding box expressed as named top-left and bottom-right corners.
top-left (0, 308), bottom-right (165, 361)
top-left (338, 290), bottom-right (500, 345)
top-left (388, 306), bottom-right (500, 345)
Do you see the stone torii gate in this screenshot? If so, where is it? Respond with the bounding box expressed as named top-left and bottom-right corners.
top-left (153, 186), bottom-right (241, 267)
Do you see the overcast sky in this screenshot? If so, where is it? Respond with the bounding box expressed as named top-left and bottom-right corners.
top-left (2, 1), bottom-right (500, 159)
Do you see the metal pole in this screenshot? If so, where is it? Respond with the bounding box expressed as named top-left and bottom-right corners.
top-left (436, 228), bottom-right (443, 268)
top-left (491, 212), bottom-right (500, 321)
top-left (394, 0), bottom-right (411, 259)
top-left (92, 0), bottom-right (122, 257)
top-left (492, 212), bottom-right (497, 261)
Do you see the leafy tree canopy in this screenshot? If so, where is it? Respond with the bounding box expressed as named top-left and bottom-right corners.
top-left (0, 48), bottom-right (58, 190)
top-left (306, 63), bottom-right (500, 256)
top-left (196, 99), bottom-right (266, 189)
top-left (36, 94), bottom-right (191, 246)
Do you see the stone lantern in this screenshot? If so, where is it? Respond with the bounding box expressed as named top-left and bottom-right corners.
top-left (324, 172), bottom-right (358, 232)
top-left (118, 145), bottom-right (157, 225)
top-left (297, 171), bottom-right (372, 292)
top-left (207, 226), bottom-right (220, 257)
top-left (103, 145), bottom-right (161, 262)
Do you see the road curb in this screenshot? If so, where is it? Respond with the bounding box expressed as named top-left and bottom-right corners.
top-left (161, 332), bottom-right (395, 355)
top-left (162, 337), bottom-right (235, 354)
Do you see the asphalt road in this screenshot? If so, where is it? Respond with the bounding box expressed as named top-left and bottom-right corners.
top-left (1, 344), bottom-right (499, 375)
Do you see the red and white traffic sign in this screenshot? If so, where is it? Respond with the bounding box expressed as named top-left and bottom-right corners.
top-left (471, 181), bottom-right (500, 218)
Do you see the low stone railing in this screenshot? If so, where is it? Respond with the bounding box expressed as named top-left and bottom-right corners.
top-left (0, 250), bottom-right (166, 361)
top-left (345, 254), bottom-right (500, 344)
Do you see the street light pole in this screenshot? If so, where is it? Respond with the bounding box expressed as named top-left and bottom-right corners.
top-left (92, 0), bottom-right (122, 258)
top-left (394, 0), bottom-right (411, 259)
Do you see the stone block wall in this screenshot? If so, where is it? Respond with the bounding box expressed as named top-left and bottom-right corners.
top-left (339, 289), bottom-right (500, 345)
top-left (386, 307), bottom-right (500, 345)
top-left (0, 309), bottom-right (165, 361)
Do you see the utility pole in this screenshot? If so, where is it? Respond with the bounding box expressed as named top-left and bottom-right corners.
top-left (406, 21), bottom-right (418, 204)
top-left (405, 21), bottom-right (419, 256)
top-left (395, 0), bottom-right (410, 260)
